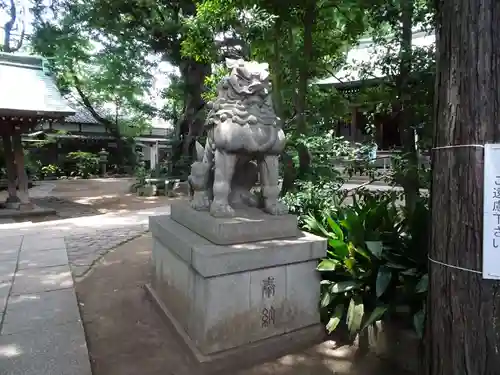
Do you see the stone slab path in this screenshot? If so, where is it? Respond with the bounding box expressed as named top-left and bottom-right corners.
top-left (0, 233), bottom-right (91, 375)
top-left (0, 205), bottom-right (171, 375)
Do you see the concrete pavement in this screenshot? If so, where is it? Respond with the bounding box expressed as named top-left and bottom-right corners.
top-left (0, 205), bottom-right (171, 375)
top-left (0, 233), bottom-right (91, 375)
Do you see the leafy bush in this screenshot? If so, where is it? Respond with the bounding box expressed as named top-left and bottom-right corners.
top-left (24, 150), bottom-right (42, 180)
top-left (66, 151), bottom-right (99, 178)
top-left (283, 181), bottom-right (347, 226)
top-left (40, 164), bottom-right (62, 179)
top-left (281, 134), bottom-right (355, 223)
top-left (134, 162), bottom-right (151, 187)
top-left (281, 134), bottom-right (383, 220)
top-left (305, 192), bottom-right (428, 338)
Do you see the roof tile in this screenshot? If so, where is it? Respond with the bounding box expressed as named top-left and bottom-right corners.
top-left (0, 52), bottom-right (75, 117)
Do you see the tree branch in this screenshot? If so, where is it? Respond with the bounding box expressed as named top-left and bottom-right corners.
top-left (2, 0), bottom-right (25, 52)
top-left (323, 67), bottom-right (357, 103)
top-left (2, 0), bottom-right (16, 52)
top-left (215, 36), bottom-right (250, 60)
top-left (11, 17), bottom-right (25, 52)
top-left (71, 72), bottom-right (121, 137)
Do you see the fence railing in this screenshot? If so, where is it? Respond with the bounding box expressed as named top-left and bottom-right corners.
top-left (332, 151), bottom-right (431, 177)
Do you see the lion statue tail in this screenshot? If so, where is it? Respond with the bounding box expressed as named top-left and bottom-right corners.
top-left (194, 140), bottom-right (205, 162)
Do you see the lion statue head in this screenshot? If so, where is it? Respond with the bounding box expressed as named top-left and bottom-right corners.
top-left (222, 58), bottom-right (271, 98)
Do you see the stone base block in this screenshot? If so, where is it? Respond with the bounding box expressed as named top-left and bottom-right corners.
top-left (170, 201), bottom-right (299, 245)
top-left (148, 214), bottom-right (326, 366)
top-left (145, 284), bottom-right (324, 374)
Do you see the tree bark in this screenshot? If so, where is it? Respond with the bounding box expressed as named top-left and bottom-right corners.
top-left (295, 1), bottom-right (316, 136)
top-left (174, 59), bottom-right (210, 160)
top-left (179, 59), bottom-right (210, 137)
top-left (398, 0), bottom-right (420, 214)
top-left (427, 0), bottom-right (500, 373)
top-left (293, 2), bottom-right (316, 178)
top-left (1, 133), bottom-right (18, 201)
top-left (270, 19), bottom-right (285, 121)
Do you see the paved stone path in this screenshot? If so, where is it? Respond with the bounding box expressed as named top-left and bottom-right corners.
top-left (0, 233), bottom-right (92, 375)
top-left (66, 224), bottom-right (148, 277)
top-left (0, 205), bottom-right (171, 375)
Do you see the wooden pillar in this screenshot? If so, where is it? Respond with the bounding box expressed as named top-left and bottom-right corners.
top-left (379, 118), bottom-right (385, 150)
top-left (1, 133), bottom-right (18, 202)
top-left (12, 131), bottom-right (29, 204)
top-left (351, 106), bottom-right (358, 143)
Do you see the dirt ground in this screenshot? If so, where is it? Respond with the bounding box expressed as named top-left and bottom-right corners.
top-left (46, 178), bottom-right (185, 214)
top-left (0, 178), bottom-right (186, 222)
top-left (76, 234), bottom-right (409, 375)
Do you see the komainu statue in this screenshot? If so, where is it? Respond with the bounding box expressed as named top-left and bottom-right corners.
top-left (188, 58), bottom-right (289, 217)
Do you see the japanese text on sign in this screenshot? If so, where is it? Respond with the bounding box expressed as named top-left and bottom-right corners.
top-left (261, 307), bottom-right (275, 328)
top-left (261, 277), bottom-right (276, 299)
top-left (482, 144), bottom-right (500, 279)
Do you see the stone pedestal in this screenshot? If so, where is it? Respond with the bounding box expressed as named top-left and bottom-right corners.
top-left (146, 202), bottom-right (327, 370)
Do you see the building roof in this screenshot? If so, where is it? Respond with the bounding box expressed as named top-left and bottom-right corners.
top-left (314, 29), bottom-right (435, 87)
top-left (0, 52), bottom-right (75, 118)
top-left (64, 99), bottom-right (102, 125)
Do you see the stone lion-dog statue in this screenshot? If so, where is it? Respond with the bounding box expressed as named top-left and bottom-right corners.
top-left (188, 58), bottom-right (288, 217)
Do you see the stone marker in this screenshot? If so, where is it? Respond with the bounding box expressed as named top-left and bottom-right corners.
top-left (146, 58), bottom-right (327, 372)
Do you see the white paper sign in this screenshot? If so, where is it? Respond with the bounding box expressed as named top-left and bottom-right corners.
top-left (483, 144), bottom-right (500, 279)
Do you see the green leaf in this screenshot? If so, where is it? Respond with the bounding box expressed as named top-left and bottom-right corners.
top-left (326, 216), bottom-right (344, 241)
top-left (316, 220), bottom-right (332, 238)
top-left (344, 258), bottom-right (357, 273)
top-left (361, 306), bottom-right (388, 330)
top-left (303, 214), bottom-right (322, 232)
top-left (415, 274), bottom-right (428, 293)
top-left (326, 305), bottom-right (344, 333)
top-left (385, 262), bottom-right (407, 270)
top-left (365, 241), bottom-right (383, 258)
top-left (413, 309), bottom-right (426, 338)
top-left (347, 297), bottom-right (364, 335)
top-left (320, 280), bottom-right (332, 285)
top-left (353, 245), bottom-right (371, 260)
top-left (303, 214), bottom-right (331, 237)
top-left (317, 259), bottom-right (338, 271)
top-left (328, 239), bottom-right (349, 258)
top-left (376, 267), bottom-right (392, 297)
top-left (330, 281), bottom-right (359, 293)
top-left (400, 268), bottom-right (418, 276)
top-left (321, 291), bottom-right (332, 308)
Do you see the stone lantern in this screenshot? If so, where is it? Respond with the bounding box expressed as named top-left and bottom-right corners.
top-left (98, 148), bottom-right (109, 176)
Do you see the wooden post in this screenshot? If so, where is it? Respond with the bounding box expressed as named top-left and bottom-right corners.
top-left (427, 0), bottom-right (500, 373)
top-left (1, 133), bottom-right (18, 202)
top-left (351, 105), bottom-right (358, 143)
top-left (12, 131), bottom-right (29, 204)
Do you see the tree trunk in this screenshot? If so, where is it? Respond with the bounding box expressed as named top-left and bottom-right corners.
top-left (427, 0), bottom-right (500, 373)
top-left (1, 133), bottom-right (18, 201)
top-left (179, 59), bottom-right (211, 144)
top-left (270, 19), bottom-right (285, 121)
top-left (295, 1), bottom-right (316, 136)
top-left (294, 2), bottom-right (316, 178)
top-left (398, 0), bottom-right (420, 214)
